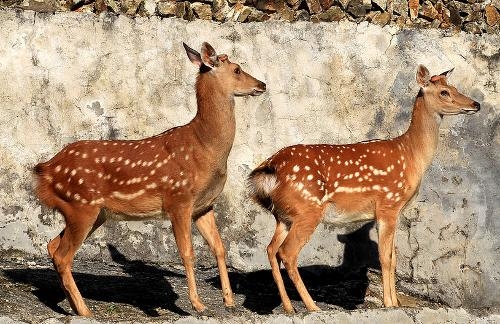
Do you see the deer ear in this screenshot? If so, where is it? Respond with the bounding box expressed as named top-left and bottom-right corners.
top-left (416, 64), bottom-right (430, 88)
top-left (440, 67), bottom-right (454, 78)
top-left (183, 43), bottom-right (203, 68)
top-left (201, 42), bottom-right (220, 68)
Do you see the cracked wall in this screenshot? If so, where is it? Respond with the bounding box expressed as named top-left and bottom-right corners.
top-left (0, 9), bottom-right (498, 309)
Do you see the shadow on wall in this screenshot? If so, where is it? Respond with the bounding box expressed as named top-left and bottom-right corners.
top-left (2, 222), bottom-right (379, 316)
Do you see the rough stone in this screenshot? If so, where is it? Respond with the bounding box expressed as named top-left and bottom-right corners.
top-left (347, 0), bottom-right (370, 17)
top-left (121, 0), bottom-right (142, 15)
top-left (372, 0), bottom-right (386, 10)
top-left (191, 2), bottom-right (212, 20)
top-left (306, 0), bottom-right (323, 13)
top-left (485, 4), bottom-right (500, 26)
top-left (409, 0), bottom-right (419, 20)
top-left (421, 0), bottom-right (439, 20)
top-left (212, 0), bottom-right (230, 21)
top-left (317, 6), bottom-right (345, 21)
top-left (294, 8), bottom-right (310, 20)
top-left (156, 0), bottom-right (176, 16)
top-left (254, 0), bottom-right (284, 12)
top-left (371, 11), bottom-right (391, 25)
top-left (226, 3), bottom-right (252, 22)
top-left (276, 5), bottom-right (294, 21)
top-left (319, 0), bottom-right (333, 10)
top-left (393, 0), bottom-right (408, 18)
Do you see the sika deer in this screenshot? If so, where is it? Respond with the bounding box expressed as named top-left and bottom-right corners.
top-left (248, 65), bottom-right (479, 312)
top-left (34, 42), bottom-right (266, 316)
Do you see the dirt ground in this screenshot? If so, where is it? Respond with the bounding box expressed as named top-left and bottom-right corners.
top-left (0, 249), bottom-right (443, 324)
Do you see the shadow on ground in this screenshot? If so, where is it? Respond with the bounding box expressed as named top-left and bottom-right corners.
top-left (2, 222), bottom-right (381, 317)
top-left (3, 245), bottom-right (188, 317)
top-left (211, 221), bottom-right (380, 314)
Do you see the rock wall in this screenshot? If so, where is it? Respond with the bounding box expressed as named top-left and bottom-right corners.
top-left (1, 0), bottom-right (500, 33)
top-left (0, 9), bottom-right (498, 309)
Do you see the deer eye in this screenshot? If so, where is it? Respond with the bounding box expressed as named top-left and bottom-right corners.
top-left (440, 90), bottom-right (449, 97)
top-left (234, 67), bottom-right (241, 75)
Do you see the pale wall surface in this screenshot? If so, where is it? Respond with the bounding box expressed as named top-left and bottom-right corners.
top-left (0, 9), bottom-right (498, 309)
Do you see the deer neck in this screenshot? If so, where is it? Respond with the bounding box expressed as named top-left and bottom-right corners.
top-left (190, 73), bottom-right (236, 157)
top-left (399, 94), bottom-right (441, 176)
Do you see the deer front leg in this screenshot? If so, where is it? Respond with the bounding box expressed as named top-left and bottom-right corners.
top-left (195, 209), bottom-right (234, 308)
top-left (377, 216), bottom-right (398, 307)
top-left (169, 204), bottom-right (206, 313)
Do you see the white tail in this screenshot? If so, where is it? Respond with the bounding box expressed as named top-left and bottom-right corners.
top-left (35, 42), bottom-right (266, 316)
top-left (249, 65), bottom-right (479, 312)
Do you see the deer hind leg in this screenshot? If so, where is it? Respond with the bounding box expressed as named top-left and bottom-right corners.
top-left (194, 209), bottom-right (234, 308)
top-left (49, 204), bottom-right (101, 317)
top-left (278, 215), bottom-right (322, 312)
top-left (168, 203), bottom-right (206, 313)
top-left (376, 214), bottom-right (398, 307)
top-left (267, 221), bottom-right (293, 313)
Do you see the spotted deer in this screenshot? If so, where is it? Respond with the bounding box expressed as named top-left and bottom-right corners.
top-left (34, 42), bottom-right (266, 316)
top-left (248, 65), bottom-right (479, 312)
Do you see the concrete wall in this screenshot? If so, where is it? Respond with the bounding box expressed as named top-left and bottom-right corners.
top-left (0, 9), bottom-right (498, 309)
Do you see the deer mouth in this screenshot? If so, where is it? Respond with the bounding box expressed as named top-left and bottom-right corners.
top-left (461, 108), bottom-right (479, 115)
top-left (251, 88), bottom-right (265, 96)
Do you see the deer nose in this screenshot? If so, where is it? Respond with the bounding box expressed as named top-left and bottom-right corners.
top-left (473, 101), bottom-right (480, 111)
top-left (259, 81), bottom-right (266, 92)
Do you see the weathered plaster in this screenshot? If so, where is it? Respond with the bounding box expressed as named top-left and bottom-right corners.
top-left (0, 10), bottom-right (498, 308)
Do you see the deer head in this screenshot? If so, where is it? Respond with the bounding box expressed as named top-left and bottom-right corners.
top-left (183, 42), bottom-right (266, 97)
top-left (416, 64), bottom-right (480, 116)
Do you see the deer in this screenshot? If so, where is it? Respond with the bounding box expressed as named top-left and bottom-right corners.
top-left (248, 65), bottom-right (480, 313)
top-left (34, 42), bottom-right (266, 316)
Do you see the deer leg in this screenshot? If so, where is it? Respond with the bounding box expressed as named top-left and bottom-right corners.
top-left (267, 221), bottom-right (293, 313)
top-left (389, 235), bottom-right (399, 306)
top-left (50, 205), bottom-right (101, 317)
top-left (170, 205), bottom-right (205, 313)
top-left (377, 217), bottom-right (397, 307)
top-left (194, 209), bottom-right (234, 308)
top-left (279, 219), bottom-right (321, 312)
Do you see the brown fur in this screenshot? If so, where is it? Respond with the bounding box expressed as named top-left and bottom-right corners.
top-left (35, 42), bottom-right (266, 316)
top-left (248, 65), bottom-right (479, 312)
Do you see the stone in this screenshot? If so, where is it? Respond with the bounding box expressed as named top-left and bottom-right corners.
top-left (463, 21), bottom-right (481, 33)
top-left (448, 3), bottom-right (461, 26)
top-left (493, 0), bottom-right (500, 10)
top-left (305, 0), bottom-right (322, 14)
top-left (338, 0), bottom-right (350, 9)
top-left (277, 6), bottom-right (295, 21)
top-left (156, 0), bottom-right (176, 17)
top-left (485, 4), bottom-right (500, 26)
top-left (287, 0), bottom-right (303, 9)
top-left (371, 11), bottom-right (391, 25)
top-left (372, 0), bottom-right (386, 11)
top-left (105, 0), bottom-right (120, 12)
top-left (225, 3), bottom-right (252, 21)
top-left (319, 0), bottom-right (333, 10)
top-left (317, 5), bottom-right (344, 21)
top-left (393, 0), bottom-right (408, 18)
top-left (191, 2), bottom-right (212, 20)
top-left (347, 0), bottom-right (370, 17)
top-left (294, 9), bottom-right (310, 20)
top-left (409, 0), bottom-right (419, 20)
top-left (255, 0), bottom-right (284, 12)
top-left (122, 0), bottom-right (142, 15)
top-left (421, 0), bottom-right (439, 20)
top-left (246, 7), bottom-right (270, 21)
top-left (212, 0), bottom-right (230, 21)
